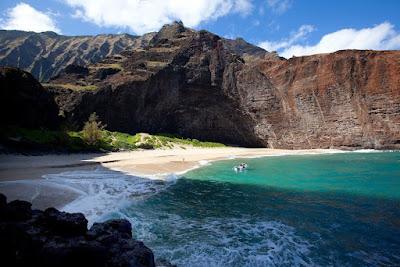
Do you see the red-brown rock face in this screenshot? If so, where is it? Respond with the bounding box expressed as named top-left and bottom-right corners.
top-left (44, 22), bottom-right (400, 149)
top-left (254, 50), bottom-right (400, 149)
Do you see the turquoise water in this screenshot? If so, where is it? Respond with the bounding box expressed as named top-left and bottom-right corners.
top-left (4, 151), bottom-right (398, 266)
top-left (120, 152), bottom-right (400, 266)
top-left (185, 152), bottom-right (400, 199)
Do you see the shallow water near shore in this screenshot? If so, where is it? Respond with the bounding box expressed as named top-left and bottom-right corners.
top-left (1, 151), bottom-right (400, 266)
top-left (116, 151), bottom-right (400, 266)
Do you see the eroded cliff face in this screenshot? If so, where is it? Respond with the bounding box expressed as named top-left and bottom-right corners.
top-left (0, 67), bottom-right (60, 129)
top-left (42, 23), bottom-right (400, 149)
top-left (255, 50), bottom-right (400, 149)
top-left (0, 30), bottom-right (155, 81)
top-left (49, 22), bottom-right (272, 147)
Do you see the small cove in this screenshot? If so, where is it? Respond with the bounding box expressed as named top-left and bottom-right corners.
top-left (1, 151), bottom-right (399, 266)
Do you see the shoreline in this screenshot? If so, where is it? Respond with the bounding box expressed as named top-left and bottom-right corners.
top-left (0, 147), bottom-right (393, 210)
top-left (0, 147), bottom-right (347, 182)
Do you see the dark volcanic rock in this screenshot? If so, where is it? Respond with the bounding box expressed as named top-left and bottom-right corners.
top-left (0, 193), bottom-right (155, 267)
top-left (94, 67), bottom-right (121, 80)
top-left (40, 207), bottom-right (88, 236)
top-left (0, 67), bottom-right (60, 129)
top-left (49, 23), bottom-right (400, 149)
top-left (222, 37), bottom-right (268, 58)
top-left (0, 193), bottom-right (6, 207)
top-left (6, 200), bottom-right (32, 221)
top-left (64, 64), bottom-right (89, 76)
top-left (89, 219), bottom-right (132, 240)
top-left (5, 22), bottom-right (398, 149)
top-left (49, 22), bottom-right (270, 147)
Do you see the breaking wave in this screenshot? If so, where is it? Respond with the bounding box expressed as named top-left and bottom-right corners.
top-left (120, 209), bottom-right (316, 267)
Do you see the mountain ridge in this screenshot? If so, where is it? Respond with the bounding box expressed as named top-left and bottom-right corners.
top-left (0, 30), bottom-right (156, 81)
top-left (0, 26), bottom-right (269, 82)
top-left (1, 22), bottom-right (399, 149)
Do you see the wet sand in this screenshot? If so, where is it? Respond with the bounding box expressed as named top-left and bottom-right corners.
top-left (0, 147), bottom-right (341, 209)
top-left (0, 147), bottom-right (340, 181)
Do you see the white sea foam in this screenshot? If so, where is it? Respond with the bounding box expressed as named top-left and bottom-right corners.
top-left (351, 149), bottom-right (390, 153)
top-left (2, 150), bottom-right (394, 265)
top-left (125, 210), bottom-right (316, 267)
top-left (52, 171), bottom-right (173, 225)
top-left (0, 168), bottom-right (174, 226)
top-left (198, 160), bottom-right (210, 166)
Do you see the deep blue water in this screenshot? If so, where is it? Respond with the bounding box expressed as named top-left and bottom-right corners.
top-left (120, 152), bottom-right (400, 266)
top-left (3, 151), bottom-right (398, 266)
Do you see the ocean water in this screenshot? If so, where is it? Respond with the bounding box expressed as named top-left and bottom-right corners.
top-left (1, 151), bottom-right (399, 266)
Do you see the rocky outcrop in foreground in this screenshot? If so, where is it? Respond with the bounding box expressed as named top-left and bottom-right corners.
top-left (0, 193), bottom-right (155, 267)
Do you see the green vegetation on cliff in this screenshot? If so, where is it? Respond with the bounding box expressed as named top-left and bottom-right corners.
top-left (0, 127), bottom-right (225, 152)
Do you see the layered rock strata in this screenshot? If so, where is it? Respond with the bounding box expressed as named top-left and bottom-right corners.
top-left (48, 23), bottom-right (400, 148)
top-left (1, 22), bottom-right (399, 149)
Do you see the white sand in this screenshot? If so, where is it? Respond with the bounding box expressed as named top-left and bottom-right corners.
top-left (0, 147), bottom-right (343, 209)
top-left (0, 147), bottom-right (341, 181)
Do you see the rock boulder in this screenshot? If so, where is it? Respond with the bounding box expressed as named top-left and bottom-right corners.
top-left (0, 193), bottom-right (155, 267)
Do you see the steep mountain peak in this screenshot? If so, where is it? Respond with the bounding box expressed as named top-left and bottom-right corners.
top-left (49, 21), bottom-right (247, 88)
top-left (150, 21), bottom-right (193, 47)
top-left (158, 21), bottom-right (186, 37)
top-left (46, 23), bottom-right (271, 146)
top-left (221, 36), bottom-right (269, 59)
top-left (41, 31), bottom-right (59, 38)
top-left (2, 26), bottom-right (399, 149)
top-left (0, 24), bottom-right (272, 82)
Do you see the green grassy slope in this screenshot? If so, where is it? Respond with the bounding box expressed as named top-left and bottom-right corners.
top-left (0, 128), bottom-right (225, 152)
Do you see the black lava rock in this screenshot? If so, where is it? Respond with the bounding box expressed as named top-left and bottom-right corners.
top-left (0, 193), bottom-right (155, 267)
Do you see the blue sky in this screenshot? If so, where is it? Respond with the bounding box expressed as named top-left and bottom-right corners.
top-left (1, 0), bottom-right (399, 58)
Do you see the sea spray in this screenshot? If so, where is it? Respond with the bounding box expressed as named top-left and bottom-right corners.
top-left (0, 168), bottom-right (175, 226)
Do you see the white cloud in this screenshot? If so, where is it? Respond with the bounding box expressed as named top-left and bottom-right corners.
top-left (267, 0), bottom-right (292, 14)
top-left (0, 3), bottom-right (60, 33)
top-left (259, 22), bottom-right (400, 58)
top-left (234, 0), bottom-right (253, 15)
top-left (258, 24), bottom-right (314, 51)
top-left (64, 0), bottom-right (253, 35)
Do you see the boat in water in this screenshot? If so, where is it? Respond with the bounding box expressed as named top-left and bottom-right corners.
top-left (233, 163), bottom-right (248, 172)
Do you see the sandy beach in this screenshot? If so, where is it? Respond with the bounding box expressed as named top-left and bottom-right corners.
top-left (0, 147), bottom-right (341, 209)
top-left (0, 147), bottom-right (340, 181)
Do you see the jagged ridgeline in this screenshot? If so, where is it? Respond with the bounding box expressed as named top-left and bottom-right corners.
top-left (0, 30), bottom-right (156, 81)
top-left (1, 22), bottom-right (400, 149)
